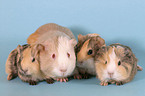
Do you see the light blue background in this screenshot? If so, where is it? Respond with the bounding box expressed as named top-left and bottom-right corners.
top-left (0, 0), bottom-right (145, 96)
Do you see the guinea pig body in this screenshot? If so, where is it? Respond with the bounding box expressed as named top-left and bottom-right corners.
top-left (74, 34), bottom-right (105, 79)
top-left (95, 43), bottom-right (142, 86)
top-left (27, 23), bottom-right (77, 82)
top-left (27, 23), bottom-right (76, 44)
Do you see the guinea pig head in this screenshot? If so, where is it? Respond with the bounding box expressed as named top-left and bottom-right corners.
top-left (76, 34), bottom-right (105, 67)
top-left (32, 37), bottom-right (77, 78)
top-left (95, 46), bottom-right (135, 82)
top-left (54, 37), bottom-right (77, 77)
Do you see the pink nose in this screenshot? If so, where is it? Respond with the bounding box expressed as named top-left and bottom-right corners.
top-left (60, 69), bottom-right (67, 72)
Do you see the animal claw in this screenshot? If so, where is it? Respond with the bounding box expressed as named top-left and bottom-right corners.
top-left (29, 80), bottom-right (37, 85)
top-left (57, 77), bottom-right (68, 82)
top-left (74, 74), bottom-right (82, 79)
top-left (46, 78), bottom-right (54, 84)
top-left (100, 81), bottom-right (108, 86)
top-left (81, 74), bottom-right (91, 79)
top-left (116, 81), bottom-right (124, 86)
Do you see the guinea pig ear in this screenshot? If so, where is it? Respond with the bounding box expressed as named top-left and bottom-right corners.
top-left (31, 44), bottom-right (45, 60)
top-left (41, 40), bottom-right (53, 51)
top-left (16, 45), bottom-right (23, 62)
top-left (16, 45), bottom-right (22, 54)
top-left (78, 34), bottom-right (84, 42)
top-left (70, 39), bottom-right (77, 47)
top-left (95, 36), bottom-right (105, 47)
top-left (124, 48), bottom-right (132, 58)
top-left (90, 36), bottom-right (105, 49)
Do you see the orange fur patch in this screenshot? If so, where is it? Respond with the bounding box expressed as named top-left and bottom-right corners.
top-left (77, 39), bottom-right (92, 62)
top-left (27, 32), bottom-right (39, 44)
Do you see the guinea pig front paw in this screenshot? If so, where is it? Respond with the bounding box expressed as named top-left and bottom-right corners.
top-left (100, 81), bottom-right (108, 86)
top-left (73, 74), bottom-right (82, 80)
top-left (7, 73), bottom-right (17, 80)
top-left (116, 81), bottom-right (124, 86)
top-left (57, 77), bottom-right (68, 82)
top-left (81, 74), bottom-right (91, 79)
top-left (28, 80), bottom-right (37, 85)
top-left (46, 78), bottom-right (54, 84)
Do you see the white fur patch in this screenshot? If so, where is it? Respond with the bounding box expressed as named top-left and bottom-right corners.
top-left (102, 48), bottom-right (122, 81)
top-left (107, 48), bottom-right (117, 73)
top-left (52, 36), bottom-right (76, 77)
top-left (101, 47), bottom-right (128, 81)
top-left (77, 58), bottom-right (96, 75)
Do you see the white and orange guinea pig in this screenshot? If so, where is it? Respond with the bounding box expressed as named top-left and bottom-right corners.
top-left (5, 23), bottom-right (77, 85)
top-left (95, 43), bottom-right (143, 86)
top-left (74, 33), bottom-right (106, 79)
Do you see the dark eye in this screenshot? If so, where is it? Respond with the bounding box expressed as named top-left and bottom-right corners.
top-left (67, 52), bottom-right (70, 58)
top-left (52, 54), bottom-right (55, 59)
top-left (105, 61), bottom-right (107, 64)
top-left (118, 61), bottom-right (121, 66)
top-left (88, 50), bottom-right (93, 55)
top-left (32, 58), bottom-right (35, 62)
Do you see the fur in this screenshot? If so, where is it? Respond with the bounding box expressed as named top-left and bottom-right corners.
top-left (95, 43), bottom-right (142, 86)
top-left (27, 23), bottom-right (75, 44)
top-left (51, 36), bottom-right (76, 77)
top-left (6, 23), bottom-right (77, 85)
top-left (75, 34), bottom-right (105, 77)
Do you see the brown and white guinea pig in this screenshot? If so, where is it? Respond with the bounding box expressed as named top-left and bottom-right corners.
top-left (95, 43), bottom-right (143, 86)
top-left (5, 44), bottom-right (45, 85)
top-left (74, 33), bottom-right (106, 79)
top-left (6, 23), bottom-right (77, 85)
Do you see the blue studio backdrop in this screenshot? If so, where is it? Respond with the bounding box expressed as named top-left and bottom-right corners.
top-left (0, 0), bottom-right (145, 96)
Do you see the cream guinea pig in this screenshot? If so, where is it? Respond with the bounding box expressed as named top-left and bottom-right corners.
top-left (95, 43), bottom-right (143, 86)
top-left (6, 23), bottom-right (77, 85)
top-left (27, 23), bottom-right (77, 82)
top-left (74, 33), bottom-right (106, 79)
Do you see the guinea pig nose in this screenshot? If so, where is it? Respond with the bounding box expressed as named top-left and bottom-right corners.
top-left (79, 61), bottom-right (83, 64)
top-left (108, 72), bottom-right (114, 76)
top-left (60, 69), bottom-right (67, 72)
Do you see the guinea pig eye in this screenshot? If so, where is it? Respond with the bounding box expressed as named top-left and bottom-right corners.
top-left (105, 61), bottom-right (107, 64)
top-left (118, 61), bottom-right (121, 66)
top-left (88, 50), bottom-right (93, 55)
top-left (52, 54), bottom-right (55, 59)
top-left (67, 52), bottom-right (70, 58)
top-left (32, 58), bottom-right (35, 62)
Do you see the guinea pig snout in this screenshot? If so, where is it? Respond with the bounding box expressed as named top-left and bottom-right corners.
top-left (108, 72), bottom-right (114, 78)
top-left (77, 61), bottom-right (84, 65)
top-left (79, 61), bottom-right (83, 64)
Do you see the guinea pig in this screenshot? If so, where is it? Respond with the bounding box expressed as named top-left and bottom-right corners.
top-left (95, 43), bottom-right (143, 86)
top-left (74, 33), bottom-right (106, 79)
top-left (27, 23), bottom-right (77, 82)
top-left (5, 44), bottom-right (45, 85)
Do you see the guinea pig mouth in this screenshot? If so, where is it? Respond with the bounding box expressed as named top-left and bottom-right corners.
top-left (77, 61), bottom-right (84, 66)
top-left (58, 71), bottom-right (68, 77)
top-left (62, 73), bottom-right (66, 76)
